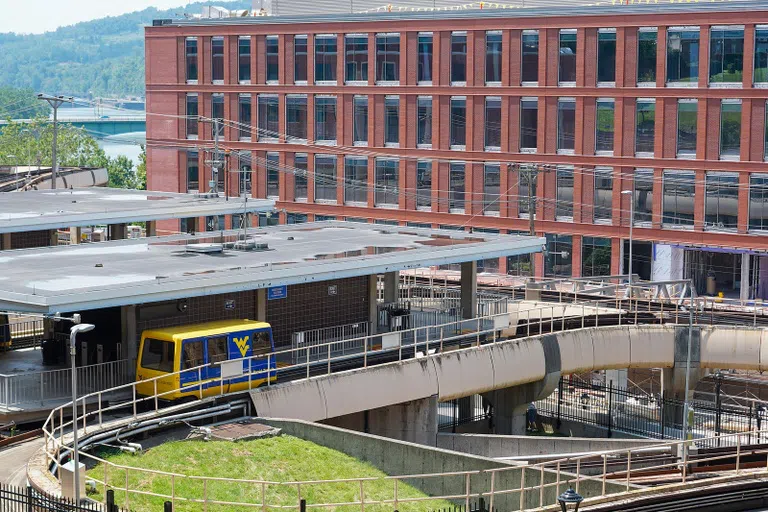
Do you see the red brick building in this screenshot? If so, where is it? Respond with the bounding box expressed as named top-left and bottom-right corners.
top-left (145, 4), bottom-right (768, 299)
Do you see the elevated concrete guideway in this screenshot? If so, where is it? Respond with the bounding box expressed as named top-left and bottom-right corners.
top-left (250, 323), bottom-right (768, 440)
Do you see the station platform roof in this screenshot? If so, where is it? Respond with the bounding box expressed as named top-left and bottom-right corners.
top-left (0, 222), bottom-right (545, 314)
top-left (0, 188), bottom-right (275, 234)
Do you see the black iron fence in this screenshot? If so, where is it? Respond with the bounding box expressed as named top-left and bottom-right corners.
top-left (537, 377), bottom-right (768, 449)
top-left (0, 483), bottom-right (122, 511)
top-left (438, 394), bottom-right (493, 432)
top-left (428, 497), bottom-right (497, 512)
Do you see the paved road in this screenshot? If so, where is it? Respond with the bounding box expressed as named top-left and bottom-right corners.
top-left (0, 439), bottom-right (43, 487)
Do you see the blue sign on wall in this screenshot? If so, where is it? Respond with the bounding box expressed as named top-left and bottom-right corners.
top-left (267, 285), bottom-right (288, 300)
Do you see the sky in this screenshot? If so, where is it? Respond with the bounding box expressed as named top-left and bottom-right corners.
top-left (0, 0), bottom-right (189, 35)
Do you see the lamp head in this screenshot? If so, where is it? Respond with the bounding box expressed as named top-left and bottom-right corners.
top-left (70, 323), bottom-right (95, 336)
top-left (558, 487), bottom-right (584, 512)
top-left (621, 190), bottom-right (633, 195)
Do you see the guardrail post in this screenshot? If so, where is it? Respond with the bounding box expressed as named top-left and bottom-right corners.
top-left (106, 489), bottom-right (116, 512)
top-left (736, 433), bottom-right (742, 472)
top-left (299, 499), bottom-right (307, 512)
top-left (39, 372), bottom-right (44, 406)
top-left (164, 501), bottom-right (173, 512)
top-left (519, 467), bottom-right (525, 511)
top-left (607, 381), bottom-right (613, 438)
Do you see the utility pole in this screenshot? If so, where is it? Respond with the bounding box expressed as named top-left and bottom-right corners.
top-left (37, 94), bottom-right (72, 190)
top-left (201, 117), bottom-right (225, 196)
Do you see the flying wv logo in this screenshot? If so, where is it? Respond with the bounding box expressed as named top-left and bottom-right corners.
top-left (233, 335), bottom-right (250, 358)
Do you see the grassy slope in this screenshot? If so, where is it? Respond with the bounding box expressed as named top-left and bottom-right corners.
top-left (87, 435), bottom-right (452, 512)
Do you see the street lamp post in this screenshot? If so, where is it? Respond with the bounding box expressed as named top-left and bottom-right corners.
top-left (69, 323), bottom-right (95, 503)
top-left (558, 487), bottom-right (584, 511)
top-left (621, 190), bottom-right (634, 288)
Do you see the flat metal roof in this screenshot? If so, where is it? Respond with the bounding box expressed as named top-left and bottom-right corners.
top-left (155, 0), bottom-right (767, 27)
top-left (0, 189), bottom-right (275, 234)
top-left (0, 222), bottom-right (545, 314)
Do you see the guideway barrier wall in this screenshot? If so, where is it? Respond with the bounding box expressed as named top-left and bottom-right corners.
top-left (32, 295), bottom-right (768, 510)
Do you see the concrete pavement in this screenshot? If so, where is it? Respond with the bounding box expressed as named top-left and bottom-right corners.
top-left (0, 438), bottom-right (44, 487)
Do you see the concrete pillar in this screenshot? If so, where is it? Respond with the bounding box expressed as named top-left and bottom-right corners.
top-left (256, 289), bottom-right (267, 322)
top-left (383, 271), bottom-right (399, 304)
top-left (0, 233), bottom-right (10, 250)
top-left (741, 253), bottom-right (751, 302)
top-left (69, 227), bottom-right (82, 245)
top-left (661, 326), bottom-right (703, 429)
top-left (605, 369), bottom-right (628, 390)
top-left (652, 244), bottom-right (684, 282)
top-left (49, 230), bottom-right (59, 247)
top-left (109, 223), bottom-right (128, 240)
top-left (490, 377), bottom-right (560, 435)
top-left (120, 305), bottom-right (138, 363)
top-left (146, 221), bottom-right (157, 238)
top-left (368, 275), bottom-right (378, 335)
top-left (460, 261), bottom-right (477, 319)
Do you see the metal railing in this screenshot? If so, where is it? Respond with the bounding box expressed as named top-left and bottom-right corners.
top-left (0, 359), bottom-right (133, 408)
top-left (0, 315), bottom-right (45, 351)
top-left (291, 322), bottom-right (369, 364)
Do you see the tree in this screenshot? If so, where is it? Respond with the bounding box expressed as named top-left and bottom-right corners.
top-left (0, 87), bottom-right (49, 119)
top-left (0, 117), bottom-right (107, 168)
top-left (107, 155), bottom-right (137, 189)
top-left (135, 145), bottom-right (147, 190)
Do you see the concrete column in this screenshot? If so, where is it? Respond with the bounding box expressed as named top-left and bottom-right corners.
top-left (460, 261), bottom-right (477, 320)
top-left (0, 233), bottom-right (10, 250)
top-left (146, 221), bottom-right (157, 238)
top-left (49, 230), bottom-right (59, 247)
top-left (120, 305), bottom-right (138, 363)
top-left (490, 375), bottom-right (560, 435)
top-left (256, 289), bottom-right (267, 322)
top-left (383, 271), bottom-right (399, 304)
top-left (368, 275), bottom-right (379, 335)
top-left (605, 369), bottom-right (628, 390)
top-left (741, 253), bottom-right (751, 302)
top-left (661, 326), bottom-right (703, 429)
top-left (69, 227), bottom-right (82, 245)
top-left (109, 223), bottom-right (128, 240)
top-left (652, 244), bottom-right (684, 281)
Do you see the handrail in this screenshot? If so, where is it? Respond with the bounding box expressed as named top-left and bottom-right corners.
top-left (41, 295), bottom-right (748, 510)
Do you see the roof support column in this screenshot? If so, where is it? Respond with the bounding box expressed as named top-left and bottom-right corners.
top-left (109, 223), bottom-right (128, 240)
top-left (146, 221), bottom-right (157, 238)
top-left (368, 275), bottom-right (378, 335)
top-left (0, 233), bottom-right (10, 251)
top-left (120, 305), bottom-right (138, 364)
top-left (461, 261), bottom-right (477, 320)
top-left (256, 289), bottom-right (267, 322)
top-left (741, 253), bottom-right (751, 302)
top-left (383, 271), bottom-right (399, 304)
top-left (69, 227), bottom-right (81, 245)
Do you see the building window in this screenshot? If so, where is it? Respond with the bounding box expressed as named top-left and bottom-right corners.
top-left (315, 35), bottom-right (337, 83)
top-left (418, 33), bottom-right (433, 83)
top-left (557, 98), bottom-right (575, 152)
top-left (185, 38), bottom-right (198, 82)
top-left (633, 169), bottom-right (654, 224)
top-left (238, 94), bottom-right (252, 140)
top-left (238, 37), bottom-right (251, 82)
top-left (720, 100), bottom-right (742, 159)
top-left (545, 234), bottom-right (572, 277)
top-left (597, 29), bottom-right (616, 84)
top-left (345, 35), bottom-right (368, 82)
top-left (376, 34), bottom-right (400, 83)
top-left (556, 166), bottom-right (574, 219)
top-left (294, 153), bottom-right (308, 201)
top-left (450, 97), bottom-right (466, 148)
top-left (266, 36), bottom-right (279, 83)
top-left (486, 31), bottom-right (502, 84)
top-left (593, 167), bottom-right (612, 222)
top-left (206, 215), bottom-right (225, 232)
top-left (559, 30), bottom-right (577, 84)
top-left (676, 100), bottom-right (697, 156)
top-left (211, 94), bottom-right (224, 139)
top-left (508, 253), bottom-right (533, 276)
top-left (186, 151), bottom-right (199, 193)
top-left (211, 37), bottom-right (224, 82)
top-left (765, 106), bottom-right (768, 160)
top-left (595, 98), bottom-right (615, 153)
top-left (520, 98), bottom-right (538, 151)
top-left (705, 172), bottom-right (738, 231)
top-left (287, 213), bottom-right (308, 224)
top-left (518, 164), bottom-right (537, 217)
top-left (315, 96), bottom-right (337, 143)
top-left (451, 32), bottom-right (467, 84)
top-left (294, 35), bottom-right (308, 83)
top-left (417, 160), bottom-right (431, 209)
top-left (582, 237), bottom-right (612, 277)
top-left (667, 28), bottom-right (700, 84)
top-left (449, 162), bottom-right (465, 211)
top-left (662, 170), bottom-right (695, 227)
top-left (484, 163), bottom-right (501, 214)
top-left (237, 151), bottom-right (251, 196)
top-left (353, 96), bottom-right (368, 145)
top-left (374, 158), bottom-right (399, 207)
top-left (417, 96), bottom-right (432, 147)
top-left (521, 31), bottom-right (539, 83)
top-left (185, 94), bottom-right (198, 138)
top-left (314, 154), bottom-right (337, 202)
top-left (755, 29), bottom-right (768, 83)
top-left (257, 94), bottom-right (279, 141)
top-left (344, 156), bottom-right (368, 204)
top-left (286, 95), bottom-right (307, 142)
top-left (266, 153), bottom-right (279, 198)
top-left (485, 97), bottom-right (501, 150)
top-left (709, 28), bottom-right (743, 84)
top-left (384, 96), bottom-right (399, 146)
top-left (637, 29), bottom-right (657, 84)
top-left (635, 99), bottom-right (655, 155)
top-left (749, 174), bottom-right (768, 231)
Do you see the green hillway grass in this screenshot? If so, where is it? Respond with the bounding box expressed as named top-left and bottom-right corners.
top-left (86, 435), bottom-right (455, 512)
